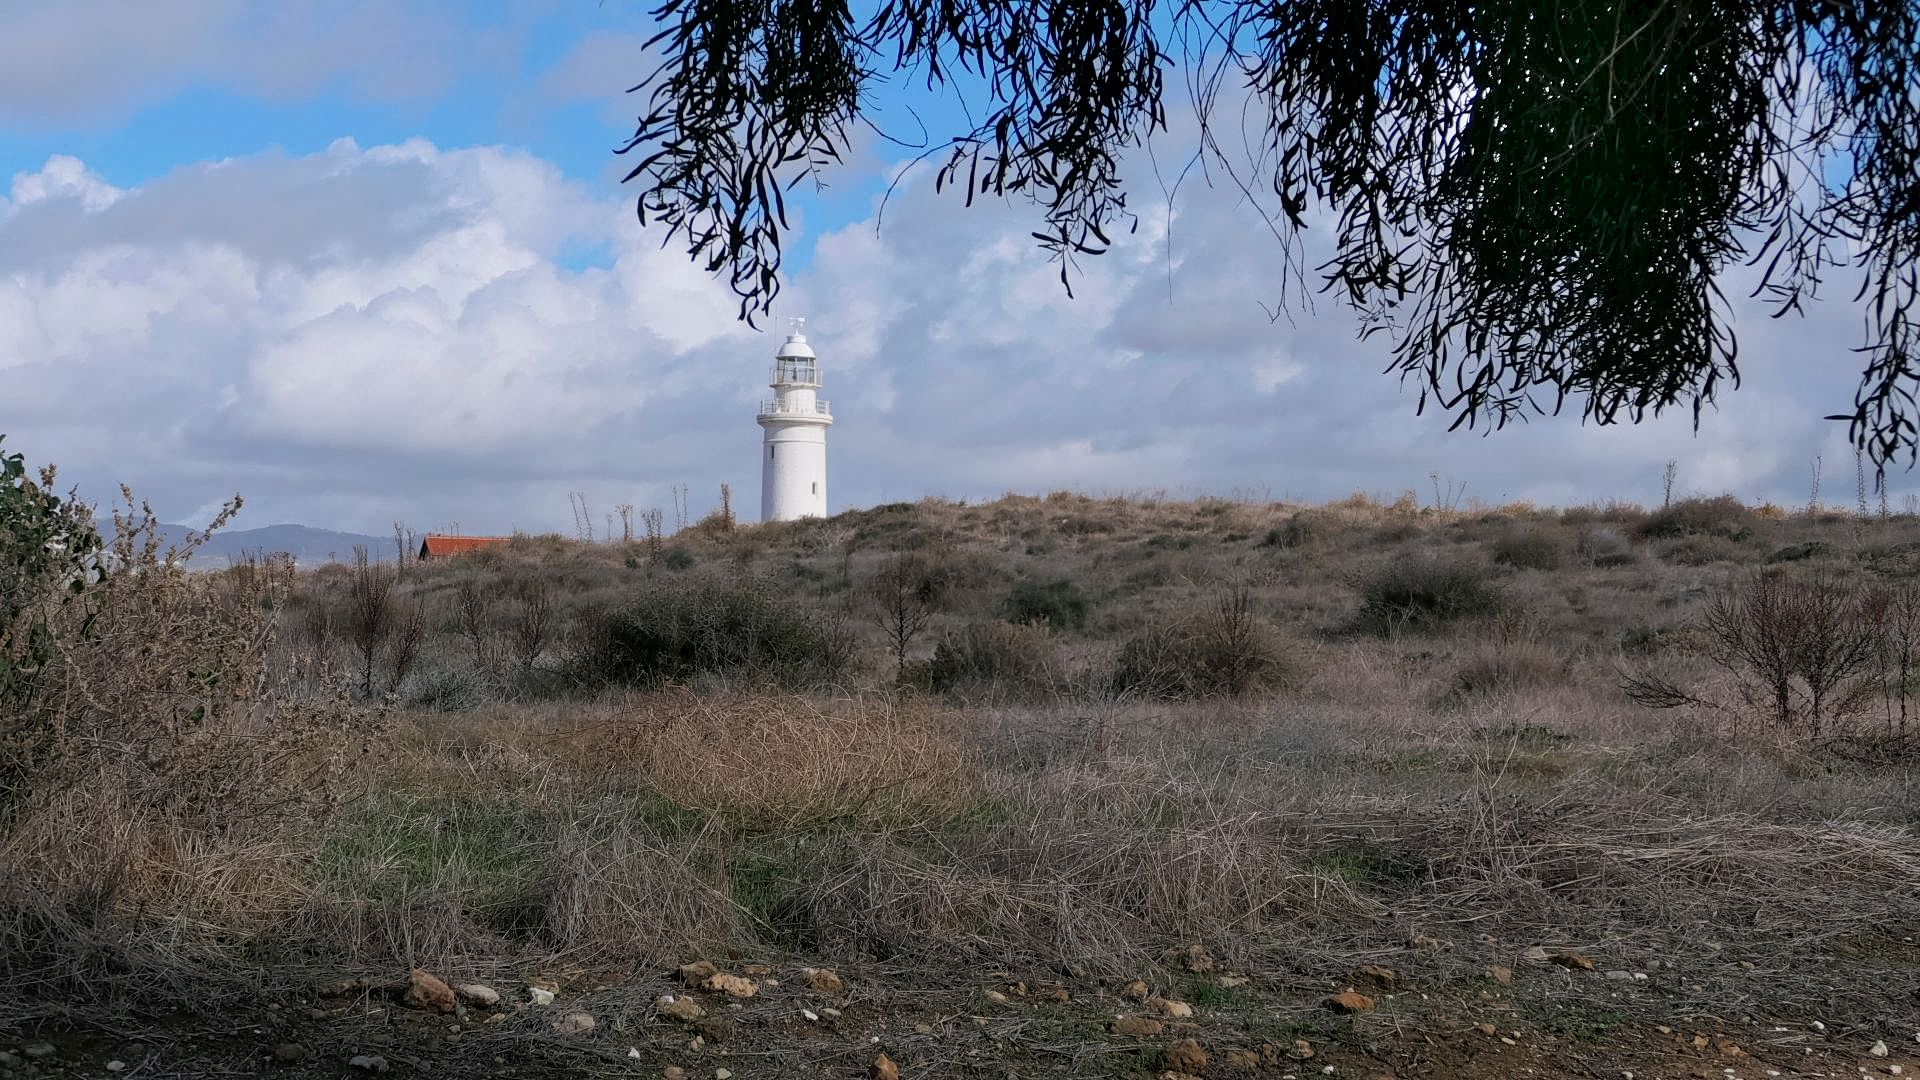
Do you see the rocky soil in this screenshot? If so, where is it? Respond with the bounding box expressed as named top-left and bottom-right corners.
top-left (5, 944), bottom-right (1916, 1080)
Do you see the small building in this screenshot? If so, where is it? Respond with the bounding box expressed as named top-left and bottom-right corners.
top-left (418, 534), bottom-right (511, 559)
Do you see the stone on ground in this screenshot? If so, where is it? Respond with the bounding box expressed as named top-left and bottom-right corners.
top-left (704, 973), bottom-right (758, 998)
top-left (1112, 1016), bottom-right (1164, 1037)
top-left (553, 1011), bottom-right (596, 1035)
top-left (1355, 964), bottom-right (1397, 990)
top-left (402, 969), bottom-right (456, 1013)
top-left (1325, 988), bottom-right (1375, 1013)
top-left (870, 1052), bottom-right (900, 1080)
top-left (455, 983), bottom-right (500, 1007)
top-left (656, 995), bottom-right (706, 1023)
top-left (347, 1054), bottom-right (389, 1073)
top-left (1550, 952), bottom-right (1596, 972)
top-left (1163, 1039), bottom-right (1207, 1074)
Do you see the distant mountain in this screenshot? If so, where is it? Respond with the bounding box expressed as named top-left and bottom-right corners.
top-left (107, 521), bottom-right (394, 567)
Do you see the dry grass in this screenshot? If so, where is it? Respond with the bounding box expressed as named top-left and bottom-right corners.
top-left (5, 489), bottom-right (1920, 1031)
top-left (597, 689), bottom-right (977, 827)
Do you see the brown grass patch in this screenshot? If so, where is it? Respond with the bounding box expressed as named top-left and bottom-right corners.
top-left (600, 690), bottom-right (978, 828)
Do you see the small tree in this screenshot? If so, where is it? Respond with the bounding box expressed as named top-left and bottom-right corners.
top-left (455, 573), bottom-right (499, 673)
top-left (346, 546), bottom-right (395, 697)
top-left (868, 551), bottom-right (946, 681)
top-left (1627, 570), bottom-right (1881, 738)
top-left (509, 577), bottom-right (554, 670)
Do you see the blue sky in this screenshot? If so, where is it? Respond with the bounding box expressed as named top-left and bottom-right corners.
top-left (0, 1), bottom-right (1892, 533)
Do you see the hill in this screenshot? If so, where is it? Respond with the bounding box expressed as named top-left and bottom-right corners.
top-left (8, 491), bottom-right (1920, 1078)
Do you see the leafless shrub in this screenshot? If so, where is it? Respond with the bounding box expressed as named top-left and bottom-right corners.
top-left (867, 550), bottom-right (946, 681)
top-left (347, 546), bottom-right (395, 697)
top-left (1626, 570), bottom-right (1882, 740)
top-left (455, 573), bottom-right (499, 673)
top-left (1113, 588), bottom-right (1308, 699)
top-left (508, 577), bottom-right (554, 670)
top-left (926, 621), bottom-right (1060, 701)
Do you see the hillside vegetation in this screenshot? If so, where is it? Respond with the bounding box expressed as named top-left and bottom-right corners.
top-left (5, 480), bottom-right (1919, 1077)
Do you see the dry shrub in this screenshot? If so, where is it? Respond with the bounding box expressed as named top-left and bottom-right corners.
top-left (1655, 533), bottom-right (1742, 565)
top-left (794, 817), bottom-right (1379, 973)
top-left (574, 577), bottom-right (854, 690)
top-left (1626, 570), bottom-right (1889, 742)
top-left (927, 621), bottom-right (1060, 700)
top-left (1490, 527), bottom-right (1569, 570)
top-left (1112, 589), bottom-right (1308, 699)
top-left (1450, 639), bottom-right (1564, 698)
top-left (1638, 494), bottom-right (1753, 540)
top-left (604, 690), bottom-right (977, 827)
top-left (1356, 557), bottom-right (1502, 633)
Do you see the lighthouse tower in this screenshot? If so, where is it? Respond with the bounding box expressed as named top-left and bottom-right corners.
top-left (757, 319), bottom-right (832, 521)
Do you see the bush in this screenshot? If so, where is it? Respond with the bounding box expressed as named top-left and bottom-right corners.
top-left (1656, 534), bottom-right (1741, 565)
top-left (1491, 528), bottom-right (1568, 570)
top-left (1356, 559), bottom-right (1502, 633)
top-left (1626, 569), bottom-right (1880, 739)
top-left (926, 621), bottom-right (1059, 700)
top-left (1111, 589), bottom-right (1307, 699)
top-left (1767, 540), bottom-right (1834, 563)
top-left (1001, 579), bottom-right (1090, 630)
top-left (1638, 495), bottom-right (1753, 540)
top-left (575, 578), bottom-right (853, 689)
top-left (1261, 509), bottom-right (1333, 550)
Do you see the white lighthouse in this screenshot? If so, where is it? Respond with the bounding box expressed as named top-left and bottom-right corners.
top-left (757, 318), bottom-right (832, 522)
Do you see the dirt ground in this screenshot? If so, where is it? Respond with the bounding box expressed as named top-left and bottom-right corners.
top-left (6, 945), bottom-right (1916, 1080)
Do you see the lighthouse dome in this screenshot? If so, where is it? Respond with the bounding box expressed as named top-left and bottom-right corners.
top-left (776, 332), bottom-right (815, 360)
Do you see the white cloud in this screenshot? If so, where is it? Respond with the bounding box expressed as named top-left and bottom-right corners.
top-left (0, 131), bottom-right (1897, 536)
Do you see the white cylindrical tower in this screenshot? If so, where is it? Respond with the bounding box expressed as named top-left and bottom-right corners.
top-left (757, 318), bottom-right (832, 521)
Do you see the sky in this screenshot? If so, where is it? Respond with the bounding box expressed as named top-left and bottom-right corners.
top-left (0, 0), bottom-right (1894, 534)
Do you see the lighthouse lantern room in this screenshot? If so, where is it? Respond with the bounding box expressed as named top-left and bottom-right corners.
top-left (757, 318), bottom-right (832, 522)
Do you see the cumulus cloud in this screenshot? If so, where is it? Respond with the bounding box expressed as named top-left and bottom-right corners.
top-left (0, 131), bottom-right (1893, 537)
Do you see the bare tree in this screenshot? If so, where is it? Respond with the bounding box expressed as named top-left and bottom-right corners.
top-left (509, 577), bottom-right (555, 671)
top-left (868, 551), bottom-right (945, 682)
top-left (1628, 570), bottom-right (1881, 738)
top-left (346, 545), bottom-right (395, 697)
top-left (455, 574), bottom-right (498, 673)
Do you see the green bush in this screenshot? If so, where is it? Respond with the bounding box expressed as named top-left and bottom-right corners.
top-left (2, 437), bottom-right (105, 811)
top-left (1357, 559), bottom-right (1502, 633)
top-left (926, 621), bottom-right (1058, 699)
top-left (1112, 590), bottom-right (1307, 699)
top-left (1001, 579), bottom-right (1090, 630)
top-left (575, 578), bottom-right (853, 689)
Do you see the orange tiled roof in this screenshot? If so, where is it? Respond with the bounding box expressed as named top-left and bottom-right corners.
top-left (418, 534), bottom-right (511, 558)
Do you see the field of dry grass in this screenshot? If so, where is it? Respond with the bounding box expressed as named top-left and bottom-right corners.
top-left (4, 490), bottom-right (1919, 1078)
